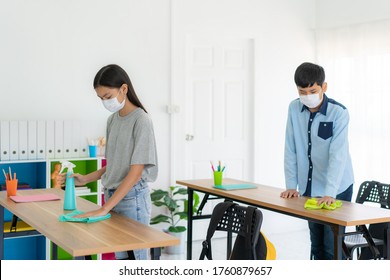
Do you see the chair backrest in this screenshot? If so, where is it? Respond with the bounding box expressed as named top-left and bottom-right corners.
top-left (355, 181), bottom-right (390, 209)
top-left (199, 201), bottom-right (263, 260)
top-left (355, 181), bottom-right (390, 259)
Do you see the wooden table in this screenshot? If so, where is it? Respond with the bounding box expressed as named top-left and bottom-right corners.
top-left (0, 188), bottom-right (179, 260)
top-left (177, 178), bottom-right (390, 260)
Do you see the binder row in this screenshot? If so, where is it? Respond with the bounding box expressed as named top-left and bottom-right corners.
top-left (0, 120), bottom-right (89, 161)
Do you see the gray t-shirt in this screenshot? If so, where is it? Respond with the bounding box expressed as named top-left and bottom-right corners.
top-left (101, 107), bottom-right (158, 190)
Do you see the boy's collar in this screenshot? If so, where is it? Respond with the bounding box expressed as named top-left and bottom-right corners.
top-left (300, 94), bottom-right (328, 115)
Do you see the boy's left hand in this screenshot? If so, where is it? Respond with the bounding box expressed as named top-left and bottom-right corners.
top-left (317, 196), bottom-right (335, 206)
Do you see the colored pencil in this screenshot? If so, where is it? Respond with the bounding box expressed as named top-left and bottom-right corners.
top-left (210, 161), bottom-right (215, 172)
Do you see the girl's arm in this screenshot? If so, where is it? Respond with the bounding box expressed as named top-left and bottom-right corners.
top-left (57, 166), bottom-right (106, 186)
top-left (75, 164), bottom-right (144, 218)
top-left (74, 166), bottom-right (107, 185)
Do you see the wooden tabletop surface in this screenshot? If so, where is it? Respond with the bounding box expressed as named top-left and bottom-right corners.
top-left (0, 188), bottom-right (179, 257)
top-left (177, 178), bottom-right (390, 227)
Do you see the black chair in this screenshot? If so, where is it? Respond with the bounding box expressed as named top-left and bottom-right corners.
top-left (199, 201), bottom-right (263, 260)
top-left (343, 181), bottom-right (390, 259)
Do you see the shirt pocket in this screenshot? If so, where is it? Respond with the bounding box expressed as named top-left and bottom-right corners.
top-left (318, 122), bottom-right (333, 140)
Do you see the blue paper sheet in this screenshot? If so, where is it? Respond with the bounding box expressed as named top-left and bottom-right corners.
top-left (213, 184), bottom-right (257, 190)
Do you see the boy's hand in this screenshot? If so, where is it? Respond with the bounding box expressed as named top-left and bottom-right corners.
top-left (317, 196), bottom-right (335, 206)
top-left (280, 189), bottom-right (299, 198)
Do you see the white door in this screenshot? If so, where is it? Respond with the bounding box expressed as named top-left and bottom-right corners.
top-left (174, 36), bottom-right (255, 183)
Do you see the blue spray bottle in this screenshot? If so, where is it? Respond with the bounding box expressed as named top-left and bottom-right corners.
top-left (60, 161), bottom-right (77, 210)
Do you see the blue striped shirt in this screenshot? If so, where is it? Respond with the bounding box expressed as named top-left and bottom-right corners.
top-left (284, 94), bottom-right (354, 198)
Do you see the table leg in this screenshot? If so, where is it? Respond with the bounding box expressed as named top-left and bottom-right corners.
top-left (51, 243), bottom-right (58, 260)
top-left (0, 205), bottom-right (4, 260)
top-left (385, 223), bottom-right (390, 260)
top-left (187, 189), bottom-right (194, 260)
top-left (150, 248), bottom-right (161, 260)
top-left (331, 224), bottom-right (345, 260)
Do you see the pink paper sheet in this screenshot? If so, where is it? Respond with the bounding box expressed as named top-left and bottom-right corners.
top-left (10, 194), bottom-right (61, 203)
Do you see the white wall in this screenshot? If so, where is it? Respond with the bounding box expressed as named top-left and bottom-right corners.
top-left (173, 0), bottom-right (316, 189)
top-left (0, 0), bottom-right (172, 188)
top-left (316, 0), bottom-right (390, 28)
top-left (172, 0), bottom-right (316, 236)
top-left (0, 0), bottom-right (316, 190)
top-left (1, 0), bottom-right (317, 239)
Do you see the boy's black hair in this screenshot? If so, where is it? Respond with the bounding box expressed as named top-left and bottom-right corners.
top-left (294, 62), bottom-right (325, 88)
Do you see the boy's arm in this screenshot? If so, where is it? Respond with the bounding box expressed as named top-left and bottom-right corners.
top-left (284, 104), bottom-right (298, 191)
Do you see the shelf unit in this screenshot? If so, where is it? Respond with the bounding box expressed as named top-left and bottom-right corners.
top-left (1, 157), bottom-right (104, 260)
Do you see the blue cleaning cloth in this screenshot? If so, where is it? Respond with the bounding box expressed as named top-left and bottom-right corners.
top-left (59, 210), bottom-right (111, 223)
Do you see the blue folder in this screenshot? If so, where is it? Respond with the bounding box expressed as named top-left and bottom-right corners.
top-left (213, 184), bottom-right (257, 190)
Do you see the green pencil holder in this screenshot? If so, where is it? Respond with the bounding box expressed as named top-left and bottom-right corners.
top-left (213, 171), bottom-right (223, 186)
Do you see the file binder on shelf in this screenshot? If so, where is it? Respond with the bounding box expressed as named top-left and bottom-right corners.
top-left (36, 121), bottom-right (46, 159)
top-left (54, 120), bottom-right (64, 159)
top-left (0, 121), bottom-right (10, 161)
top-left (28, 120), bottom-right (37, 160)
top-left (46, 120), bottom-right (55, 159)
top-left (63, 120), bottom-right (73, 159)
top-left (9, 121), bottom-right (19, 160)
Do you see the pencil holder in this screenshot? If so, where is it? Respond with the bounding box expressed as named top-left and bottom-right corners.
top-left (6, 179), bottom-right (18, 197)
top-left (213, 171), bottom-right (223, 186)
top-left (89, 145), bottom-right (97, 157)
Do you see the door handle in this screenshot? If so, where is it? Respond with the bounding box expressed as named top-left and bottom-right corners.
top-left (185, 134), bottom-right (194, 141)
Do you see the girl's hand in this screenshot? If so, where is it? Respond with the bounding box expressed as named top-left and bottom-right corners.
top-left (73, 208), bottom-right (109, 218)
top-left (69, 173), bottom-right (88, 186)
top-left (56, 173), bottom-right (87, 186)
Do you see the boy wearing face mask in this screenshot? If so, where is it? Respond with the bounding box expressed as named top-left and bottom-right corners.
top-left (280, 62), bottom-right (354, 260)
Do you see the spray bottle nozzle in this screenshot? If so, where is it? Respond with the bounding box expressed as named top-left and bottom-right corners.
top-left (59, 160), bottom-right (76, 174)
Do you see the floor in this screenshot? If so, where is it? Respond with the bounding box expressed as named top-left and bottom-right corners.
top-left (160, 228), bottom-right (311, 260)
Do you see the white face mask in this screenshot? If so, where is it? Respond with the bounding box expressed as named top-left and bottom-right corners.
top-left (102, 91), bottom-right (125, 112)
top-left (299, 93), bottom-right (322, 109)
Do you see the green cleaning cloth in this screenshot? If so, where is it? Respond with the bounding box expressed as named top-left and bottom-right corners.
top-left (304, 198), bottom-right (342, 210)
top-left (59, 210), bottom-right (111, 223)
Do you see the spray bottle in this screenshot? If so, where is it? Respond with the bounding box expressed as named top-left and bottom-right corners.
top-left (60, 160), bottom-right (77, 210)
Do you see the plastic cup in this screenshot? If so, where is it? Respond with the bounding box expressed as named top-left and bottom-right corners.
top-left (213, 171), bottom-right (223, 186)
top-left (89, 145), bottom-right (97, 157)
top-left (6, 179), bottom-right (18, 197)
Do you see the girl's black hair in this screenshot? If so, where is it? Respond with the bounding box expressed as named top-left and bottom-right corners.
top-left (294, 62), bottom-right (325, 88)
top-left (93, 64), bottom-right (147, 113)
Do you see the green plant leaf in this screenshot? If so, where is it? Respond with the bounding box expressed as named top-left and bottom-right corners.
top-left (164, 196), bottom-right (178, 212)
top-left (150, 214), bottom-right (170, 224)
top-left (174, 211), bottom-right (188, 220)
top-left (183, 191), bottom-right (200, 214)
top-left (152, 201), bottom-right (166, 207)
top-left (193, 192), bottom-right (200, 210)
top-left (173, 188), bottom-right (188, 196)
top-left (168, 226), bottom-right (186, 233)
top-left (150, 189), bottom-right (168, 201)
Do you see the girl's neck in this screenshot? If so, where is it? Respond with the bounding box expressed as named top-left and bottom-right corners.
top-left (119, 99), bottom-right (138, 117)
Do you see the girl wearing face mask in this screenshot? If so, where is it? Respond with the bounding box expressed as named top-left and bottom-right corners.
top-left (65, 64), bottom-right (158, 260)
